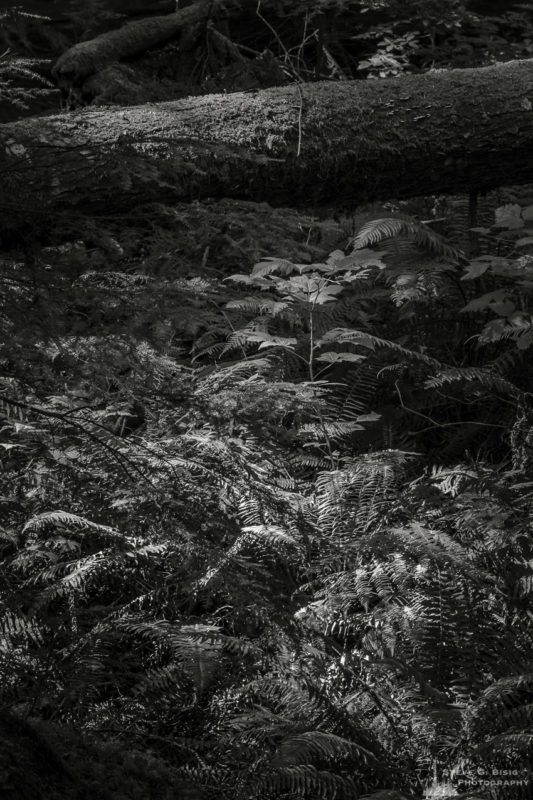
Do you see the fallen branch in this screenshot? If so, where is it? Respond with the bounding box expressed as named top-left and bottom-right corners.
top-left (52, 2), bottom-right (213, 84)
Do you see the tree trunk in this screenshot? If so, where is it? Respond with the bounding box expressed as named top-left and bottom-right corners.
top-left (50, 0), bottom-right (299, 85)
top-left (2, 58), bottom-right (533, 218)
top-left (51, 3), bottom-right (212, 84)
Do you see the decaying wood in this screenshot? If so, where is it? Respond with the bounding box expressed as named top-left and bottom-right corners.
top-left (2, 58), bottom-right (533, 216)
top-left (50, 0), bottom-right (321, 86)
top-left (51, 2), bottom-right (212, 84)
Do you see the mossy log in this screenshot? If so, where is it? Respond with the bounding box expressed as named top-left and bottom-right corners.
top-left (50, 0), bottom-right (308, 87)
top-left (51, 3), bottom-right (212, 84)
top-left (2, 58), bottom-right (533, 218)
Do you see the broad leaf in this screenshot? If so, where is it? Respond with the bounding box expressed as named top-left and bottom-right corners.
top-left (461, 289), bottom-right (514, 314)
top-left (245, 332), bottom-right (297, 349)
top-left (494, 204), bottom-right (524, 230)
top-left (315, 352), bottom-right (366, 363)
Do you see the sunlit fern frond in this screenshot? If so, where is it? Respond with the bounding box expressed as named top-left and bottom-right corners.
top-left (383, 523), bottom-right (483, 578)
top-left (314, 451), bottom-right (412, 537)
top-left (425, 367), bottom-right (522, 398)
top-left (219, 321), bottom-right (268, 358)
top-left (225, 295), bottom-right (292, 317)
top-left (22, 510), bottom-right (121, 541)
top-left (0, 609), bottom-right (44, 648)
top-left (33, 549), bottom-right (122, 606)
top-left (196, 357), bottom-right (271, 391)
top-left (198, 524), bottom-right (302, 590)
top-left (0, 392), bottom-right (26, 421)
top-left (78, 271), bottom-right (150, 288)
top-left (297, 419), bottom-right (373, 443)
top-left (30, 537), bottom-right (165, 609)
top-left (428, 464), bottom-right (477, 497)
top-left (316, 553), bottom-right (412, 617)
top-left (288, 452), bottom-right (330, 471)
top-left (237, 494), bottom-right (266, 526)
top-left (351, 217), bottom-right (465, 263)
top-left (250, 257), bottom-right (302, 277)
top-left (321, 327), bottom-right (442, 369)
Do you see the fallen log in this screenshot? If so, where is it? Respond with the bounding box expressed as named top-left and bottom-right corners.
top-left (50, 0), bottom-right (296, 86)
top-left (2, 58), bottom-right (533, 219)
top-left (51, 3), bottom-right (212, 84)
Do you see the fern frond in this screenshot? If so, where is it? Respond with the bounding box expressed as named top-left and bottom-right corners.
top-left (241, 524), bottom-right (302, 552)
top-left (271, 730), bottom-right (375, 767)
top-left (0, 526), bottom-right (18, 550)
top-left (198, 524), bottom-right (301, 588)
top-left (34, 550), bottom-right (114, 605)
top-left (313, 451), bottom-right (412, 536)
top-left (251, 258), bottom-right (302, 277)
top-left (225, 296), bottom-right (291, 316)
top-left (257, 764), bottom-right (357, 799)
top-left (425, 368), bottom-right (522, 398)
top-left (319, 327), bottom-right (441, 368)
top-left (132, 664), bottom-right (187, 698)
top-left (352, 217), bottom-right (464, 263)
top-left (0, 610), bottom-right (44, 648)
top-left (22, 511), bottom-right (120, 539)
top-left (429, 464), bottom-right (477, 497)
top-left (298, 419), bottom-right (372, 441)
top-left (78, 271), bottom-right (150, 288)
top-left (386, 523), bottom-right (484, 580)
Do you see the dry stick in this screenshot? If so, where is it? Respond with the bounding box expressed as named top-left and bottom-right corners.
top-left (0, 395), bottom-right (152, 485)
top-left (295, 83), bottom-right (304, 157)
top-left (2, 386), bottom-right (211, 486)
top-left (308, 292), bottom-right (336, 467)
top-left (255, 0), bottom-right (304, 157)
top-left (256, 0), bottom-right (291, 63)
top-left (394, 381), bottom-right (507, 434)
top-left (294, 10), bottom-right (309, 75)
top-left (70, 408), bottom-right (226, 484)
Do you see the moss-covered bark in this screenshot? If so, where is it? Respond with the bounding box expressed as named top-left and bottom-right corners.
top-left (2, 58), bottom-right (533, 216)
top-left (51, 3), bottom-right (212, 84)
